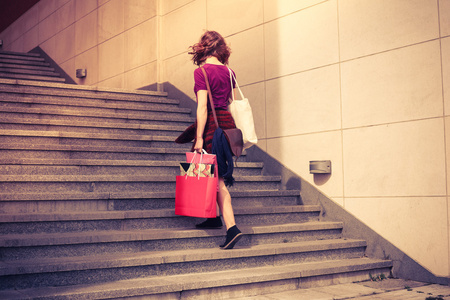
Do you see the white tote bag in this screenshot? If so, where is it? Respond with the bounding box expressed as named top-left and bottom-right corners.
top-left (227, 68), bottom-right (257, 150)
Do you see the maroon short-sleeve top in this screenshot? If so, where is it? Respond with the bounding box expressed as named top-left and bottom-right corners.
top-left (194, 64), bottom-right (236, 110)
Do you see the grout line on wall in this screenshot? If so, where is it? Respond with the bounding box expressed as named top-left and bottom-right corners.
top-left (262, 0), bottom-right (268, 153)
top-left (263, 115), bottom-right (448, 141)
top-left (437, 0), bottom-right (450, 279)
top-left (262, 0), bottom-right (329, 25)
top-left (336, 0), bottom-right (346, 208)
top-left (160, 0), bottom-right (196, 17)
top-left (163, 29), bottom-right (446, 88)
top-left (341, 195), bottom-right (448, 199)
top-left (339, 37), bottom-right (443, 64)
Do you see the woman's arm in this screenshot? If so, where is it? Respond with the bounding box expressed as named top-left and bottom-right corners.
top-left (194, 90), bottom-right (208, 152)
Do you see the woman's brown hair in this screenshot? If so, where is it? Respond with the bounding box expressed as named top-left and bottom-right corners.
top-left (189, 31), bottom-right (231, 66)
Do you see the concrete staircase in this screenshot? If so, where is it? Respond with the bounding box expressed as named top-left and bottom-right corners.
top-left (0, 50), bottom-right (392, 299)
top-left (0, 50), bottom-right (65, 83)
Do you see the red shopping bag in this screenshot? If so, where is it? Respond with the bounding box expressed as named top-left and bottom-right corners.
top-left (175, 176), bottom-right (217, 218)
top-left (175, 152), bottom-right (218, 218)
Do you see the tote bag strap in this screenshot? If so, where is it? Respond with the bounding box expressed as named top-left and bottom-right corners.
top-left (227, 67), bottom-right (245, 101)
top-left (200, 67), bottom-right (220, 129)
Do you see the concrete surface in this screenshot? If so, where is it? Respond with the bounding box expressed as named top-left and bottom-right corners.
top-left (235, 279), bottom-right (450, 300)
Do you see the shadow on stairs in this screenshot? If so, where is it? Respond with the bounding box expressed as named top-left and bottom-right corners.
top-left (0, 51), bottom-right (392, 299)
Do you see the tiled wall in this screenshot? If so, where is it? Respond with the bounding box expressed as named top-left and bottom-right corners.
top-left (161, 0), bottom-right (450, 279)
top-left (1, 0), bottom-right (158, 89)
top-left (1, 0), bottom-right (449, 278)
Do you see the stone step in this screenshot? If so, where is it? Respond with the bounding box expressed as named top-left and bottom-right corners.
top-left (0, 258), bottom-right (393, 299)
top-left (0, 62), bottom-right (55, 72)
top-left (0, 205), bottom-right (320, 234)
top-left (0, 158), bottom-right (263, 176)
top-left (0, 90), bottom-right (181, 110)
top-left (0, 117), bottom-right (186, 137)
top-left (0, 129), bottom-right (191, 148)
top-left (0, 72), bottom-right (66, 82)
top-left (0, 222), bottom-right (344, 260)
top-left (0, 105), bottom-right (191, 126)
top-left (0, 143), bottom-right (191, 161)
top-left (0, 79), bottom-right (170, 102)
top-left (0, 174), bottom-right (282, 193)
top-left (0, 51), bottom-right (44, 61)
top-left (0, 57), bottom-right (49, 67)
top-left (0, 239), bottom-right (367, 290)
top-left (0, 106), bottom-right (194, 126)
top-left (0, 67), bottom-right (61, 77)
top-left (0, 189), bottom-right (302, 213)
top-left (0, 94), bottom-right (191, 115)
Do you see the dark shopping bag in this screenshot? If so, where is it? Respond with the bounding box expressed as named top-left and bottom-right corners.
top-left (175, 151), bottom-right (218, 218)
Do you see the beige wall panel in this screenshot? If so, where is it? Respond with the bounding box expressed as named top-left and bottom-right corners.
top-left (443, 37), bottom-right (450, 116)
top-left (10, 36), bottom-right (24, 53)
top-left (98, 0), bottom-right (124, 43)
top-left (60, 57), bottom-right (75, 82)
top-left (124, 0), bottom-right (157, 30)
top-left (75, 47), bottom-right (99, 86)
top-left (343, 118), bottom-right (446, 197)
top-left (98, 34), bottom-right (124, 82)
top-left (162, 0), bottom-right (206, 60)
top-left (53, 24), bottom-right (75, 64)
top-left (440, 0), bottom-right (450, 37)
top-left (161, 0), bottom-right (194, 15)
top-left (7, 18), bottom-right (25, 43)
top-left (264, 0), bottom-right (338, 79)
top-left (257, 139), bottom-right (267, 152)
top-left (125, 62), bottom-right (157, 90)
top-left (265, 65), bottom-right (341, 138)
top-left (38, 10), bottom-right (58, 43)
top-left (164, 53), bottom-right (197, 100)
top-left (23, 26), bottom-right (39, 52)
top-left (75, 0), bottom-right (98, 21)
top-left (263, 0), bottom-right (326, 22)
top-left (125, 18), bottom-right (157, 71)
top-left (21, 3), bottom-right (39, 32)
top-left (341, 41), bottom-right (443, 129)
top-left (38, 0), bottom-right (70, 22)
top-left (57, 0), bottom-right (76, 32)
top-left (0, 27), bottom-right (12, 50)
top-left (339, 0), bottom-right (440, 61)
top-left (75, 11), bottom-right (98, 55)
top-left (98, 74), bottom-right (124, 89)
top-left (240, 82), bottom-right (266, 140)
top-left (207, 0), bottom-right (263, 37)
top-left (227, 26), bottom-right (264, 86)
top-left (331, 197), bottom-right (344, 207)
top-left (267, 131), bottom-right (344, 198)
top-left (39, 0), bottom-right (74, 43)
top-left (9, 19), bottom-right (27, 43)
top-left (98, 0), bottom-right (110, 7)
top-left (40, 35), bottom-right (56, 60)
top-left (346, 197), bottom-right (449, 277)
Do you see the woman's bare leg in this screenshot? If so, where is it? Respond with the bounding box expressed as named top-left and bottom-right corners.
top-left (216, 178), bottom-right (235, 230)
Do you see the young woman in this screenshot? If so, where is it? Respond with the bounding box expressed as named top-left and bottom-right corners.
top-left (188, 31), bottom-right (242, 249)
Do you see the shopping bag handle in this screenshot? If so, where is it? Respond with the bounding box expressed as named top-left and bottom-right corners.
top-left (187, 151), bottom-right (206, 180)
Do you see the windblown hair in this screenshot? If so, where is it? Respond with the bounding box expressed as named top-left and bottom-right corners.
top-left (189, 31), bottom-right (231, 66)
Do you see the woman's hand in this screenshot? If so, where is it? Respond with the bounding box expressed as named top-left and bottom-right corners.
top-left (194, 137), bottom-right (204, 153)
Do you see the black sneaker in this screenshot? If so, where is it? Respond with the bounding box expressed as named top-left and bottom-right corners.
top-left (220, 225), bottom-right (243, 249)
top-left (195, 217), bottom-right (223, 229)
